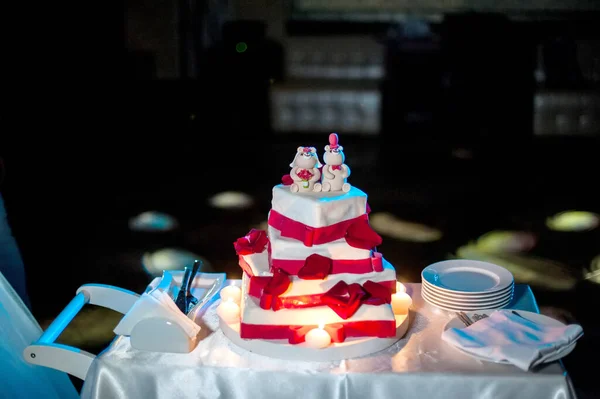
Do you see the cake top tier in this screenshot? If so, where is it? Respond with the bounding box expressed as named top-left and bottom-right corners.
top-left (272, 184), bottom-right (368, 228)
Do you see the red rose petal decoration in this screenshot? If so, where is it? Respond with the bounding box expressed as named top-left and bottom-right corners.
top-left (362, 280), bottom-right (391, 305)
top-left (297, 254), bottom-right (332, 280)
top-left (321, 281), bottom-right (367, 320)
top-left (320, 280), bottom-right (391, 319)
top-left (234, 229), bottom-right (269, 255)
top-left (264, 268), bottom-right (291, 296)
top-left (281, 174), bottom-right (293, 186)
top-left (345, 218), bottom-right (382, 250)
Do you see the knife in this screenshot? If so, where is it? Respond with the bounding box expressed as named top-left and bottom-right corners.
top-left (185, 260), bottom-right (202, 307)
top-left (175, 260), bottom-right (202, 313)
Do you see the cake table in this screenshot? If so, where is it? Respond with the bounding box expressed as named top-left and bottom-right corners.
top-left (80, 282), bottom-right (576, 399)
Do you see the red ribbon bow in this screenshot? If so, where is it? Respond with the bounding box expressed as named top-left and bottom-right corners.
top-left (321, 280), bottom-right (391, 320)
top-left (345, 218), bottom-right (382, 250)
top-left (234, 229), bottom-right (269, 255)
top-left (259, 268), bottom-right (291, 310)
top-left (297, 254), bottom-right (332, 280)
top-left (331, 165), bottom-right (342, 171)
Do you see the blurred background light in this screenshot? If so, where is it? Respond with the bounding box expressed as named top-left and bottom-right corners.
top-left (252, 220), bottom-right (269, 231)
top-left (142, 248), bottom-right (212, 277)
top-left (209, 191), bottom-right (254, 210)
top-left (474, 230), bottom-right (537, 253)
top-left (451, 148), bottom-right (474, 160)
top-left (546, 210), bottom-right (599, 232)
top-left (128, 211), bottom-right (179, 232)
top-left (369, 212), bottom-right (442, 243)
top-left (455, 244), bottom-right (577, 291)
top-left (585, 254), bottom-right (600, 284)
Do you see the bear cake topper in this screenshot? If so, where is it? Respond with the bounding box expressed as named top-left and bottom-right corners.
top-left (322, 133), bottom-right (351, 193)
top-left (284, 134), bottom-right (351, 194)
top-left (289, 146), bottom-right (323, 193)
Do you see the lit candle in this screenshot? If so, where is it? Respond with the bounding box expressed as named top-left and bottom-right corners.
top-left (391, 292), bottom-right (412, 315)
top-left (396, 281), bottom-right (406, 293)
top-left (305, 323), bottom-right (331, 349)
top-left (220, 285), bottom-right (242, 305)
top-left (217, 298), bottom-right (240, 324)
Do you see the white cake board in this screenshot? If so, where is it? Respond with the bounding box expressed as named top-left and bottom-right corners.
top-left (219, 312), bottom-right (410, 362)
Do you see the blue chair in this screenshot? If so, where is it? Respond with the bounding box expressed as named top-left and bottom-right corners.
top-left (0, 270), bottom-right (80, 398)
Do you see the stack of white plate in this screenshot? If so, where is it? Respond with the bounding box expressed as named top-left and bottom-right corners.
top-left (421, 260), bottom-right (514, 312)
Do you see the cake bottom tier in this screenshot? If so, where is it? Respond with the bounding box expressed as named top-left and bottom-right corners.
top-left (221, 309), bottom-right (409, 362)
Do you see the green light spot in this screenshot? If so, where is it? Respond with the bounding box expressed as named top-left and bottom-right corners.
top-left (236, 42), bottom-right (248, 53)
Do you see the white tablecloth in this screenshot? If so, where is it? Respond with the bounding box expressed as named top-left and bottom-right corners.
top-left (81, 283), bottom-right (576, 399)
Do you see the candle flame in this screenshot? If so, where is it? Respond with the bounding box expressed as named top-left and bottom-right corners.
top-left (396, 281), bottom-right (406, 293)
top-left (318, 322), bottom-right (325, 330)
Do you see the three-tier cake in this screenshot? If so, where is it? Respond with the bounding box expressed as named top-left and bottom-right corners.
top-left (218, 134), bottom-right (411, 360)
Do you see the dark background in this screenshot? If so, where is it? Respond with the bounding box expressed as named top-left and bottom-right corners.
top-left (2, 0), bottom-right (600, 397)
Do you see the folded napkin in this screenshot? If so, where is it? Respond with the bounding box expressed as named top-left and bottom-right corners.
top-left (114, 289), bottom-right (201, 339)
top-left (442, 310), bottom-right (583, 371)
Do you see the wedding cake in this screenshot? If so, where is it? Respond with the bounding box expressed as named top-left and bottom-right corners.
top-left (218, 134), bottom-right (411, 357)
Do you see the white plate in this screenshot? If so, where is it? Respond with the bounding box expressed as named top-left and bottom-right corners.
top-left (423, 283), bottom-right (513, 305)
top-left (422, 280), bottom-right (514, 302)
top-left (443, 310), bottom-right (577, 364)
top-left (423, 282), bottom-right (513, 304)
top-left (422, 288), bottom-right (512, 311)
top-left (422, 289), bottom-right (512, 312)
top-left (421, 284), bottom-right (514, 302)
top-left (421, 260), bottom-right (514, 295)
top-left (423, 293), bottom-right (513, 311)
top-left (422, 278), bottom-right (514, 299)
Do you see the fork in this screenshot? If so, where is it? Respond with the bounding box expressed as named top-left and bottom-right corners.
top-left (457, 311), bottom-right (490, 326)
top-left (471, 313), bottom-right (489, 322)
top-left (456, 312), bottom-right (473, 326)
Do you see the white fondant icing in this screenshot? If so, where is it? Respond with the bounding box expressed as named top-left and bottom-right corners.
top-left (241, 252), bottom-right (270, 276)
top-left (240, 272), bottom-right (250, 318)
top-left (241, 274), bottom-right (396, 326)
top-left (278, 259), bottom-right (396, 297)
top-left (268, 225), bottom-right (371, 261)
top-left (271, 184), bottom-right (367, 228)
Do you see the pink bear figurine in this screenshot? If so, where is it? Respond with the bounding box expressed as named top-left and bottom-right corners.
top-left (321, 133), bottom-right (351, 192)
top-left (289, 146), bottom-right (322, 193)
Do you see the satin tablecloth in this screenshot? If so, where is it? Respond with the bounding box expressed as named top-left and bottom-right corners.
top-left (81, 283), bottom-right (576, 399)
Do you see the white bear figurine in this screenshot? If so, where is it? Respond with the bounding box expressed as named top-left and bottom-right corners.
top-left (289, 146), bottom-right (322, 193)
top-left (321, 133), bottom-right (351, 193)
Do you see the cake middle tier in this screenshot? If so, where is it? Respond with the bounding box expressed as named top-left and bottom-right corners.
top-left (238, 226), bottom-right (386, 276)
top-left (248, 257), bottom-right (397, 299)
top-left (269, 224), bottom-right (374, 270)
